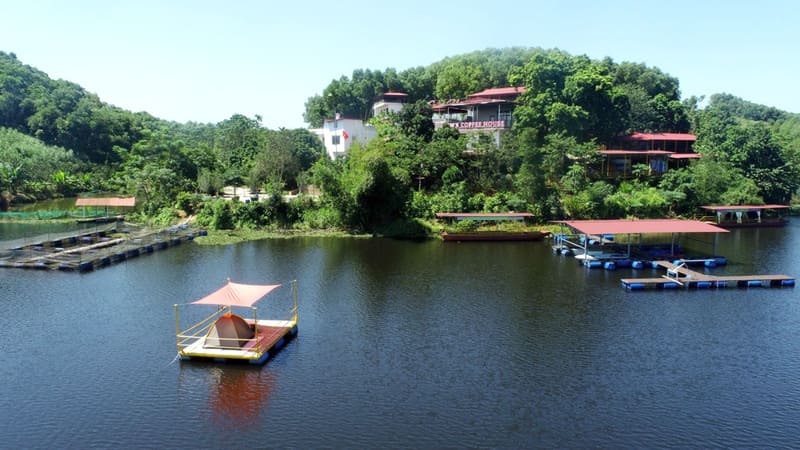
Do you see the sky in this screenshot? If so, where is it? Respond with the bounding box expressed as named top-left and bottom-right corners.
top-left (2, 0), bottom-right (799, 129)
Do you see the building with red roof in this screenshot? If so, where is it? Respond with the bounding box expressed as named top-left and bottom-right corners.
top-left (597, 132), bottom-right (701, 178)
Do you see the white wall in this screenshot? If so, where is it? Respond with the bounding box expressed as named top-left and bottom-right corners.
top-left (311, 118), bottom-right (378, 159)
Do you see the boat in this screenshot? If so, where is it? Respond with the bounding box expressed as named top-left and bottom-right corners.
top-left (441, 230), bottom-right (550, 242)
top-left (174, 279), bottom-right (298, 364)
top-left (435, 212), bottom-right (549, 242)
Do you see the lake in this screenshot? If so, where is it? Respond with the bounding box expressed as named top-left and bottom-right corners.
top-left (1, 220), bottom-right (799, 448)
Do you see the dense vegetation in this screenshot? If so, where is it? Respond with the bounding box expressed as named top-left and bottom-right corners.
top-left (2, 48), bottom-right (799, 236)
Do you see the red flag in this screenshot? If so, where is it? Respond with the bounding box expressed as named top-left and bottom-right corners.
top-left (342, 130), bottom-right (349, 140)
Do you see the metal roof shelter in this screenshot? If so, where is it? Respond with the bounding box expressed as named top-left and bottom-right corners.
top-left (75, 197), bottom-right (136, 207)
top-left (561, 219), bottom-right (727, 235)
top-left (701, 205), bottom-right (790, 227)
top-left (557, 219), bottom-right (729, 259)
top-left (75, 197), bottom-right (135, 219)
top-left (700, 205), bottom-right (789, 212)
top-left (436, 212), bottom-right (534, 221)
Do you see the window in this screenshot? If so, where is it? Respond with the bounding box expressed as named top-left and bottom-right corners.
top-left (332, 135), bottom-right (341, 145)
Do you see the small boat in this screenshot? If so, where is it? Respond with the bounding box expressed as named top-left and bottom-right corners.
top-left (175, 279), bottom-right (298, 364)
top-left (441, 230), bottom-right (550, 242)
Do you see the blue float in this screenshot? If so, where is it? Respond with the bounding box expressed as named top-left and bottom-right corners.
top-left (704, 260), bottom-right (717, 268)
top-left (747, 280), bottom-right (762, 288)
top-left (696, 281), bottom-right (712, 289)
top-left (584, 260), bottom-right (602, 268)
top-left (661, 282), bottom-right (679, 289)
top-left (632, 261), bottom-right (644, 269)
top-left (782, 279), bottom-right (795, 287)
top-left (604, 261), bottom-right (616, 270)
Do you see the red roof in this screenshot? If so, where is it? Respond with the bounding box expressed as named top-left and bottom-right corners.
top-left (701, 205), bottom-right (789, 211)
top-left (561, 219), bottom-right (728, 235)
top-left (75, 197), bottom-right (135, 207)
top-left (598, 150), bottom-right (673, 156)
top-left (669, 153), bottom-right (701, 159)
top-left (468, 87), bottom-right (526, 98)
top-left (625, 132), bottom-right (697, 142)
top-left (191, 281), bottom-right (282, 307)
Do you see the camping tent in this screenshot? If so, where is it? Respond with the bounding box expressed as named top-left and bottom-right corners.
top-left (205, 313), bottom-right (255, 348)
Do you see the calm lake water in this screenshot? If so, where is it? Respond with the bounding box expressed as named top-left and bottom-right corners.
top-left (1, 221), bottom-right (799, 448)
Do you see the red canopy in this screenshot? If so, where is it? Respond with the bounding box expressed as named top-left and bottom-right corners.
top-left (561, 219), bottom-right (728, 235)
top-left (75, 197), bottom-right (136, 207)
top-left (192, 281), bottom-right (281, 307)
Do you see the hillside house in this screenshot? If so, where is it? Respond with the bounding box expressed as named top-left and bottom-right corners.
top-left (596, 133), bottom-right (699, 178)
top-left (432, 87), bottom-right (525, 149)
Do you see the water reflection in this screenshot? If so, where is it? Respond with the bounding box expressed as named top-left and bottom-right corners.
top-left (179, 364), bottom-right (276, 429)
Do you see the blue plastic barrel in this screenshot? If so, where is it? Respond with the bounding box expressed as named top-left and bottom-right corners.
top-left (604, 261), bottom-right (616, 270)
top-left (782, 279), bottom-right (795, 287)
top-left (632, 261), bottom-right (644, 269)
top-left (747, 280), bottom-right (762, 288)
top-left (696, 281), bottom-right (712, 289)
top-left (704, 260), bottom-right (717, 268)
top-left (662, 282), bottom-right (679, 289)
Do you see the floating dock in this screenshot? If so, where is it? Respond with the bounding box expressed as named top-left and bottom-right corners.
top-left (621, 260), bottom-right (795, 290)
top-left (0, 223), bottom-right (205, 272)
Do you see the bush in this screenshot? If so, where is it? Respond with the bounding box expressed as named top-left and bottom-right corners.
top-left (197, 199), bottom-right (234, 230)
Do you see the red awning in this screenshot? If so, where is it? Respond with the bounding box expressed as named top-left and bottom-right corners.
top-left (192, 281), bottom-right (282, 307)
top-left (625, 132), bottom-right (697, 142)
top-left (701, 205), bottom-right (789, 211)
top-left (561, 219), bottom-right (728, 235)
top-left (75, 197), bottom-right (136, 207)
top-left (598, 150), bottom-right (673, 156)
top-left (669, 153), bottom-right (701, 159)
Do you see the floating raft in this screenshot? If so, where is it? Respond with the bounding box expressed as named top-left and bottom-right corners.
top-left (0, 224), bottom-right (206, 272)
top-left (621, 260), bottom-right (795, 290)
top-left (180, 318), bottom-right (297, 364)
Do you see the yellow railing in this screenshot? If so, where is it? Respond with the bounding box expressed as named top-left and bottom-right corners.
top-left (174, 280), bottom-right (299, 354)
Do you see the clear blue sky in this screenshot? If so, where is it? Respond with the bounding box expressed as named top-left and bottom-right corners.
top-left (2, 0), bottom-right (798, 129)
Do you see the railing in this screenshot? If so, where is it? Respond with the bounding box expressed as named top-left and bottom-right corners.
top-left (175, 280), bottom-right (299, 354)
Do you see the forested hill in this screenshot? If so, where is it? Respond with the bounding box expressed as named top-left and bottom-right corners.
top-left (2, 48), bottom-right (799, 230)
top-left (0, 51), bottom-right (163, 164)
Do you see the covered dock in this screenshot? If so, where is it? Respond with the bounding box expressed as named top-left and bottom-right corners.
top-left (700, 205), bottom-right (789, 227)
top-left (553, 219), bottom-right (728, 268)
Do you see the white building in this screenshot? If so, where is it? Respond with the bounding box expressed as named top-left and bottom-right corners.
top-left (313, 116), bottom-right (377, 159)
top-left (311, 92), bottom-right (408, 159)
top-left (372, 92), bottom-right (408, 116)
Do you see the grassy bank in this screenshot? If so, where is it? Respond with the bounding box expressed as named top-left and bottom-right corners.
top-left (193, 228), bottom-right (370, 245)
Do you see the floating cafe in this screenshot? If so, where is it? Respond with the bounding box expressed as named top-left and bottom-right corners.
top-left (0, 197), bottom-right (205, 272)
top-left (551, 219), bottom-right (795, 291)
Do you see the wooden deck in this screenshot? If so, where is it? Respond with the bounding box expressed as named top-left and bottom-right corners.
top-left (621, 260), bottom-right (795, 290)
top-left (180, 319), bottom-right (297, 363)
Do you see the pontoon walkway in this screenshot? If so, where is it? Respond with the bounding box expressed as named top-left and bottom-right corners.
top-left (621, 260), bottom-right (795, 290)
